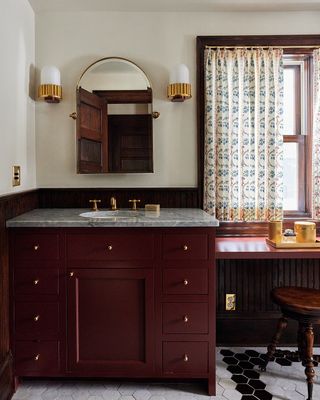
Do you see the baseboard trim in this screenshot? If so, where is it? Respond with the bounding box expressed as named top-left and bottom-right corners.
top-left (0, 352), bottom-right (13, 400)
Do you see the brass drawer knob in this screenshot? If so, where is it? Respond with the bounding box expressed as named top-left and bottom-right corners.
top-left (183, 315), bottom-right (189, 323)
top-left (183, 279), bottom-right (189, 286)
top-left (33, 279), bottom-right (39, 285)
top-left (34, 244), bottom-right (40, 251)
top-left (183, 245), bottom-right (188, 251)
top-left (34, 315), bottom-right (40, 322)
top-left (34, 354), bottom-right (40, 361)
top-left (70, 272), bottom-right (74, 277)
top-left (183, 354), bottom-right (189, 362)
top-left (107, 245), bottom-right (113, 251)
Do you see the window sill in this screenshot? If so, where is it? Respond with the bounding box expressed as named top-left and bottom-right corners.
top-left (217, 219), bottom-right (319, 237)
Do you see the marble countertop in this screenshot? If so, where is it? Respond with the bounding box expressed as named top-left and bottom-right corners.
top-left (6, 208), bottom-right (219, 228)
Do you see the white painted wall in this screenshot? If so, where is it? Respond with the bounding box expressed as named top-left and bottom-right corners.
top-left (0, 0), bottom-right (36, 196)
top-left (35, 11), bottom-right (320, 188)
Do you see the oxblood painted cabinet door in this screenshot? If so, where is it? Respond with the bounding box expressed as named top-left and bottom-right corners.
top-left (67, 269), bottom-right (154, 375)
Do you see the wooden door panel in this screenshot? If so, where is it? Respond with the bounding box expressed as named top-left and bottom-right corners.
top-left (67, 269), bottom-right (154, 374)
top-left (77, 87), bottom-right (108, 173)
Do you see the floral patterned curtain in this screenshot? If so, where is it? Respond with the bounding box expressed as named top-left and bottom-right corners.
top-left (204, 48), bottom-right (284, 221)
top-left (312, 49), bottom-right (320, 219)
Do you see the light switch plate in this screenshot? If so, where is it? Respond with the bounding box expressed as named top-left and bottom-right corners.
top-left (226, 293), bottom-right (236, 311)
top-left (12, 165), bottom-right (21, 186)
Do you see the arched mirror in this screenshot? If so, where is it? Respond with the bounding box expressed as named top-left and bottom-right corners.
top-left (75, 57), bottom-right (155, 174)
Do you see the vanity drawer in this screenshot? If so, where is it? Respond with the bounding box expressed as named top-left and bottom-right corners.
top-left (163, 268), bottom-right (208, 295)
top-left (163, 342), bottom-right (208, 374)
top-left (13, 233), bottom-right (60, 261)
top-left (14, 268), bottom-right (59, 295)
top-left (162, 303), bottom-right (208, 334)
top-left (15, 302), bottom-right (59, 339)
top-left (67, 233), bottom-right (154, 261)
top-left (162, 234), bottom-right (208, 260)
top-left (14, 340), bottom-right (60, 375)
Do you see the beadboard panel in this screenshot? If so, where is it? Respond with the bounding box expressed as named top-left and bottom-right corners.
top-left (217, 258), bottom-right (320, 345)
top-left (0, 190), bottom-right (39, 400)
top-left (38, 188), bottom-right (199, 209)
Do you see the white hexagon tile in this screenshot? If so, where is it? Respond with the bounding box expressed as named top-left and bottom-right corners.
top-left (12, 348), bottom-right (320, 400)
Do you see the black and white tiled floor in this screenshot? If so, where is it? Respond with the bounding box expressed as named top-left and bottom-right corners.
top-left (12, 348), bottom-right (320, 400)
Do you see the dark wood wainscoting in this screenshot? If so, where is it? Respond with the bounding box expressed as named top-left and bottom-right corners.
top-left (38, 188), bottom-right (199, 209)
top-left (0, 190), bottom-right (39, 400)
top-left (217, 258), bottom-right (320, 346)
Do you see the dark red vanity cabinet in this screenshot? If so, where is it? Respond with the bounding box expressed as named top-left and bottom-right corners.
top-left (10, 227), bottom-right (216, 395)
top-left (10, 230), bottom-right (62, 376)
top-left (67, 268), bottom-right (154, 375)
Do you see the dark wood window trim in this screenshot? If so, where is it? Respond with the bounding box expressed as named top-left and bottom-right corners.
top-left (197, 35), bottom-right (320, 236)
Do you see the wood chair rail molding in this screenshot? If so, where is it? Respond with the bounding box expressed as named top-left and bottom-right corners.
top-left (197, 34), bottom-right (320, 236)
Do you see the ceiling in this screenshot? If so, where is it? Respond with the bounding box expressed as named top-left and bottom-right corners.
top-left (27, 0), bottom-right (320, 12)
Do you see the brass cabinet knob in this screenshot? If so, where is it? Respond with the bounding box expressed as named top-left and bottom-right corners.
top-left (183, 245), bottom-right (188, 251)
top-left (107, 245), bottom-right (113, 251)
top-left (34, 354), bottom-right (40, 361)
top-left (183, 279), bottom-right (189, 286)
top-left (183, 315), bottom-right (189, 323)
top-left (70, 272), bottom-right (74, 277)
top-left (33, 279), bottom-right (39, 285)
top-left (34, 244), bottom-right (40, 251)
top-left (34, 315), bottom-right (40, 322)
top-left (183, 354), bottom-right (189, 362)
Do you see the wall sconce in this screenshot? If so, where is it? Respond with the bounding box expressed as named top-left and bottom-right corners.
top-left (38, 66), bottom-right (62, 103)
top-left (167, 64), bottom-right (191, 102)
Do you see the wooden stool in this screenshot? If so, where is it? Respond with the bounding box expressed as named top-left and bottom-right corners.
top-left (261, 287), bottom-right (320, 400)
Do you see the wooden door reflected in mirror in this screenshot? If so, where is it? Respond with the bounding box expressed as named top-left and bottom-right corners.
top-left (75, 57), bottom-right (154, 174)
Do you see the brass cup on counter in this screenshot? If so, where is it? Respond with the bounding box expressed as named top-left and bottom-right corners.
top-left (268, 220), bottom-right (283, 243)
top-left (294, 221), bottom-right (316, 243)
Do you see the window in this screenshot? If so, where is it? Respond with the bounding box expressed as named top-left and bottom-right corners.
top-left (197, 35), bottom-right (320, 233)
top-left (282, 55), bottom-right (312, 217)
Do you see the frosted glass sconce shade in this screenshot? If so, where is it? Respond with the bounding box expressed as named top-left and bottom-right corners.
top-left (38, 66), bottom-right (62, 103)
top-left (167, 64), bottom-right (191, 102)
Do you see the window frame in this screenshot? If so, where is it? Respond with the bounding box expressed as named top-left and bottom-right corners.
top-left (197, 35), bottom-right (320, 235)
top-left (282, 56), bottom-right (313, 217)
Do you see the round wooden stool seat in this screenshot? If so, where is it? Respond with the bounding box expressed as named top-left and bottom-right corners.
top-left (272, 287), bottom-right (320, 317)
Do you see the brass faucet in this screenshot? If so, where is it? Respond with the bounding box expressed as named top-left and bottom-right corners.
top-left (110, 197), bottom-right (117, 210)
top-left (89, 199), bottom-right (101, 211)
top-left (129, 199), bottom-right (141, 211)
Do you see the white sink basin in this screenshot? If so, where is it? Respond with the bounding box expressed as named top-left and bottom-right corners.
top-left (79, 210), bottom-right (140, 219)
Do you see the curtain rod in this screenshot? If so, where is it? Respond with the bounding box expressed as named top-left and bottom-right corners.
top-left (205, 45), bottom-right (320, 49)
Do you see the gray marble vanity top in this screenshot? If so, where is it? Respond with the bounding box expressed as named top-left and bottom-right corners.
top-left (6, 208), bottom-right (219, 228)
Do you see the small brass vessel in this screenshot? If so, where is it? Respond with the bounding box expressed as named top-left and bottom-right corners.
top-left (268, 220), bottom-right (283, 243)
top-left (294, 221), bottom-right (316, 243)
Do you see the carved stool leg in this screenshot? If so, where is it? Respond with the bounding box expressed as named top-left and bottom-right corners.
top-left (304, 323), bottom-right (315, 400)
top-left (260, 316), bottom-right (288, 372)
top-left (298, 322), bottom-right (307, 365)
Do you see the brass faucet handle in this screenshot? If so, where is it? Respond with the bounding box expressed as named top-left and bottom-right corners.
top-left (129, 199), bottom-right (141, 210)
top-left (110, 197), bottom-right (117, 210)
top-left (89, 199), bottom-right (101, 211)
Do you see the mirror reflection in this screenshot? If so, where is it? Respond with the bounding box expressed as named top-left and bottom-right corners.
top-left (75, 57), bottom-right (153, 174)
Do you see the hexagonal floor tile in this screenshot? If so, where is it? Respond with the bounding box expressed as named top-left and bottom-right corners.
top-left (227, 365), bottom-right (243, 374)
top-left (248, 379), bottom-right (266, 390)
top-left (236, 383), bottom-right (255, 395)
top-left (238, 361), bottom-right (254, 370)
top-left (223, 356), bottom-right (238, 365)
top-left (254, 389), bottom-right (273, 400)
top-left (231, 375), bottom-right (248, 384)
top-left (234, 353), bottom-right (250, 361)
top-left (243, 369), bottom-right (260, 379)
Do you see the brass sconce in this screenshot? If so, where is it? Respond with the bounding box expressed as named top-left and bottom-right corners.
top-left (38, 66), bottom-right (62, 103)
top-left (167, 64), bottom-right (191, 102)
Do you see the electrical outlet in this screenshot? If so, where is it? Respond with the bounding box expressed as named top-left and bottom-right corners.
top-left (12, 165), bottom-right (21, 186)
top-left (226, 293), bottom-right (236, 311)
